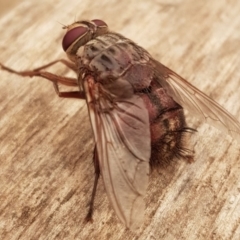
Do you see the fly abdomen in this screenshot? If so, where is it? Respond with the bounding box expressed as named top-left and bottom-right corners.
top-left (140, 83), bottom-right (194, 167)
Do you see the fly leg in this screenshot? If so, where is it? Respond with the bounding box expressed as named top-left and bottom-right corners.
top-left (0, 59), bottom-right (77, 74)
top-left (85, 145), bottom-right (100, 222)
top-left (0, 61), bottom-right (85, 99)
top-left (53, 82), bottom-right (85, 99)
top-left (31, 59), bottom-right (78, 73)
top-left (0, 61), bottom-right (78, 86)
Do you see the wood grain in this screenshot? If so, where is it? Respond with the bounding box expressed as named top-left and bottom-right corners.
top-left (0, 0), bottom-right (240, 239)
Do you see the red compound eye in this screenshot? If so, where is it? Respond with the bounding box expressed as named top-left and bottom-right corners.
top-left (62, 26), bottom-right (88, 51)
top-left (91, 19), bottom-right (108, 27)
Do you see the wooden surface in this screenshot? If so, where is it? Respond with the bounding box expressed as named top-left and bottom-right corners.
top-left (0, 0), bottom-right (240, 239)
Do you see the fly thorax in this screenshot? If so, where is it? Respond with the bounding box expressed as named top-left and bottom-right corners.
top-left (78, 33), bottom-right (153, 94)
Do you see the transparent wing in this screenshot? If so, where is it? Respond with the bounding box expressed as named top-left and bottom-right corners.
top-left (151, 60), bottom-right (240, 142)
top-left (84, 77), bottom-right (151, 231)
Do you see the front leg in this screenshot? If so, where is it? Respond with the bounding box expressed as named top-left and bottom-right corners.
top-left (0, 61), bottom-right (85, 99)
top-left (0, 62), bottom-right (78, 87)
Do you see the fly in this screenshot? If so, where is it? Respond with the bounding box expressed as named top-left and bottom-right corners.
top-left (1, 19), bottom-right (240, 231)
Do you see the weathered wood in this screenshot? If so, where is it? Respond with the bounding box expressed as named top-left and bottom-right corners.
top-left (0, 0), bottom-right (240, 239)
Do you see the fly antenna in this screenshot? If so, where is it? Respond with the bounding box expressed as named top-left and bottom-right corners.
top-left (56, 20), bottom-right (68, 29)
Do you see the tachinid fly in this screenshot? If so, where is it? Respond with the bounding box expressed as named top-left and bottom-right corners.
top-left (1, 19), bottom-right (240, 231)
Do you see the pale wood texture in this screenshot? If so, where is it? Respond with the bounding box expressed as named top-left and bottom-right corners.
top-left (0, 0), bottom-right (240, 239)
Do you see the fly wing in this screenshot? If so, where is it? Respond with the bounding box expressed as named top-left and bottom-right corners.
top-left (151, 59), bottom-right (240, 142)
top-left (83, 77), bottom-right (151, 231)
